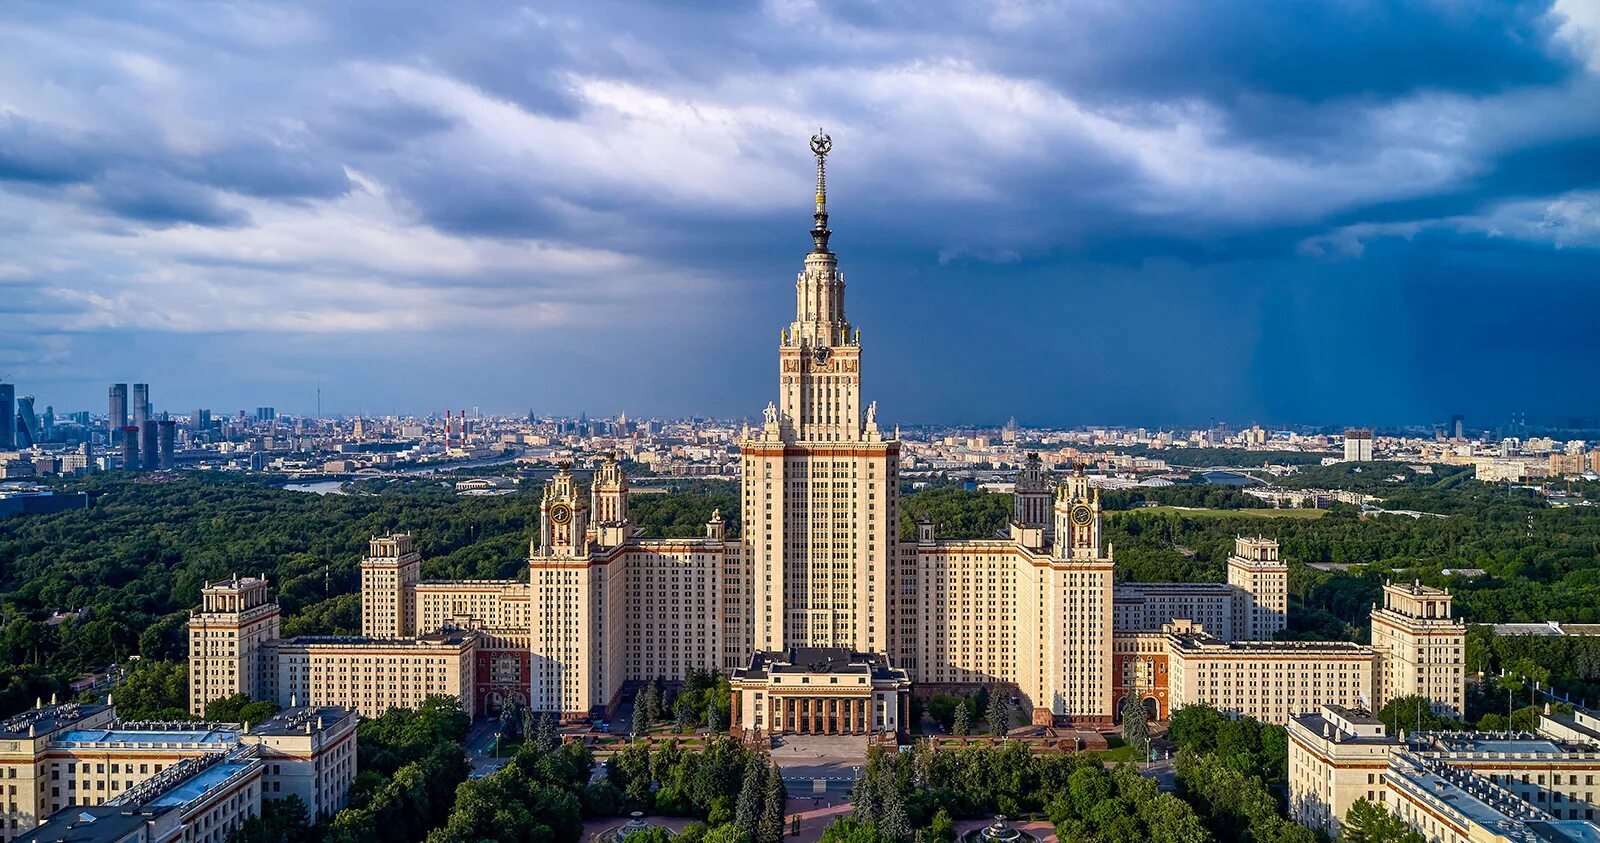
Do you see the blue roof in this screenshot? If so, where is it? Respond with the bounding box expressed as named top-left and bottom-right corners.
top-left (147, 762), bottom-right (253, 808)
top-left (1463, 738), bottom-right (1564, 754)
top-left (58, 729), bottom-right (236, 744)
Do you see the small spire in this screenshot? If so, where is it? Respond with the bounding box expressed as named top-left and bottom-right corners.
top-left (809, 130), bottom-right (833, 253)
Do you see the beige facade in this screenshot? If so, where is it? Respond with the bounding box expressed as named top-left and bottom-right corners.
top-left (0, 703), bottom-right (354, 842)
top-left (359, 535), bottom-right (419, 638)
top-left (1166, 621), bottom-right (1376, 725)
top-left (730, 648), bottom-right (910, 738)
top-left (1290, 705), bottom-right (1600, 839)
top-left (188, 577), bottom-right (279, 716)
top-left (1371, 581), bottom-right (1466, 718)
top-left (263, 633), bottom-right (475, 719)
top-left (741, 139), bottom-right (897, 659)
top-left (1287, 705), bottom-right (1404, 836)
top-left (1228, 536), bottom-right (1288, 642)
top-left (413, 580), bottom-right (529, 634)
top-left (1113, 583), bottom-right (1234, 636)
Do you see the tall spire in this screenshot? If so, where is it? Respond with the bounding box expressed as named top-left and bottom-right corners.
top-left (810, 129), bottom-right (832, 253)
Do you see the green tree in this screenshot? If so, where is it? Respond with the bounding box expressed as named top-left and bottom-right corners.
top-left (226, 795), bottom-right (309, 843)
top-left (111, 660), bottom-right (191, 719)
top-left (498, 695), bottom-right (524, 740)
top-left (533, 711), bottom-right (557, 753)
top-left (623, 828), bottom-right (674, 843)
top-left (734, 755), bottom-right (764, 835)
top-left (203, 693), bottom-right (280, 726)
top-left (818, 817), bottom-right (892, 843)
top-left (927, 808), bottom-right (956, 843)
top-left (703, 826), bottom-right (753, 843)
top-left (675, 693), bottom-right (699, 732)
top-left (951, 702), bottom-right (970, 737)
top-left (985, 691), bottom-right (1011, 736)
top-left (756, 762), bottom-right (786, 843)
top-left (1342, 798), bottom-right (1425, 843)
top-left (1375, 695), bottom-right (1461, 733)
top-left (879, 777), bottom-right (910, 841)
top-left (1121, 697), bottom-right (1151, 759)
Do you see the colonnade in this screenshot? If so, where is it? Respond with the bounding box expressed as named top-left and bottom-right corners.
top-left (769, 695), bottom-right (871, 735)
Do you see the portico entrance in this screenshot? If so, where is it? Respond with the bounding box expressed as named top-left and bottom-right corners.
top-left (767, 694), bottom-right (872, 735)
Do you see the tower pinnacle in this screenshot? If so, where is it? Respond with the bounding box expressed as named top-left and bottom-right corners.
top-left (810, 130), bottom-right (832, 253)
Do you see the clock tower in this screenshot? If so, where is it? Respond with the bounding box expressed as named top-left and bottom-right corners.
top-left (537, 463), bottom-right (589, 558)
top-left (1054, 466), bottom-right (1103, 559)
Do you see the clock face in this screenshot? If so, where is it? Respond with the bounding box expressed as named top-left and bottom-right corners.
top-left (550, 503), bottom-right (573, 526)
top-left (1070, 504), bottom-right (1093, 526)
top-left (812, 346), bottom-right (831, 365)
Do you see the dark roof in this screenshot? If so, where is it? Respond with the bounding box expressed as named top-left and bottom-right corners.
top-left (0, 704), bottom-right (111, 740)
top-left (734, 648), bottom-right (907, 683)
top-left (275, 631), bottom-right (473, 646)
top-left (11, 805), bottom-right (171, 843)
top-left (249, 706), bottom-right (354, 736)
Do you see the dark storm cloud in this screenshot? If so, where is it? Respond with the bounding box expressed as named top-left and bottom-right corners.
top-left (0, 0), bottom-right (1596, 422)
top-left (0, 115), bottom-right (106, 185)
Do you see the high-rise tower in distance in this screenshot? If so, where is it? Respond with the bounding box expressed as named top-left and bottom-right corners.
top-left (131, 383), bottom-right (150, 429)
top-left (0, 382), bottom-right (14, 450)
top-left (14, 396), bottom-right (38, 447)
top-left (109, 383), bottom-right (128, 444)
top-left (740, 131), bottom-right (899, 654)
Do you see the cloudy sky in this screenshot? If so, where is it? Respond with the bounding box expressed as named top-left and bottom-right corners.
top-left (2, 1), bottom-right (1598, 428)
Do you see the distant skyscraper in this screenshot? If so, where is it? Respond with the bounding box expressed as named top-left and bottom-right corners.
top-left (158, 419), bottom-right (177, 469)
top-left (131, 384), bottom-right (150, 428)
top-left (191, 408), bottom-right (212, 434)
top-left (1343, 429), bottom-right (1374, 462)
top-left (140, 423), bottom-right (159, 470)
top-left (15, 396), bottom-right (38, 448)
top-left (256, 407), bottom-right (276, 423)
top-left (120, 425), bottom-right (141, 469)
top-left (0, 382), bottom-right (14, 450)
top-left (1451, 414), bottom-right (1465, 440)
top-left (109, 384), bottom-right (128, 442)
top-left (41, 405), bottom-right (54, 441)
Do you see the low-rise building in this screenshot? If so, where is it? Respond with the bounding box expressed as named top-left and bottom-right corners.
top-left (1290, 704), bottom-right (1600, 840)
top-left (1165, 622), bottom-right (1376, 725)
top-left (730, 648), bottom-right (910, 739)
top-left (0, 703), bottom-right (354, 843)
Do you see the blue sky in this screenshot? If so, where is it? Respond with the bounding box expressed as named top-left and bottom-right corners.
top-left (1, 1), bottom-right (1597, 428)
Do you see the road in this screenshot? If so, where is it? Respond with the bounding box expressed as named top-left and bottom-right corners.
top-left (464, 718), bottom-right (512, 777)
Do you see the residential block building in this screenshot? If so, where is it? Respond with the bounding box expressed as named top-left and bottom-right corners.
top-left (0, 702), bottom-right (355, 843)
top-left (1290, 704), bottom-right (1600, 841)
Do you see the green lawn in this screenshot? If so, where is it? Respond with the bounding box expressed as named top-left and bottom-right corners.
top-left (1095, 736), bottom-right (1143, 762)
top-left (1128, 506), bottom-right (1326, 520)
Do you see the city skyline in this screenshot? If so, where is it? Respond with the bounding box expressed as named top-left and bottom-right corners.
top-left (2, 2), bottom-right (1598, 426)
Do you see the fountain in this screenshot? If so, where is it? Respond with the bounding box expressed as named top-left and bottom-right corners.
top-left (596, 811), bottom-right (675, 842)
top-left (961, 815), bottom-right (1039, 843)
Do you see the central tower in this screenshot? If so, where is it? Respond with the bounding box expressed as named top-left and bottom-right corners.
top-left (741, 132), bottom-right (899, 655)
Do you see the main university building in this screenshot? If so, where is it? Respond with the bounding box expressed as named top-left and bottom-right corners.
top-left (189, 137), bottom-right (1466, 738)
